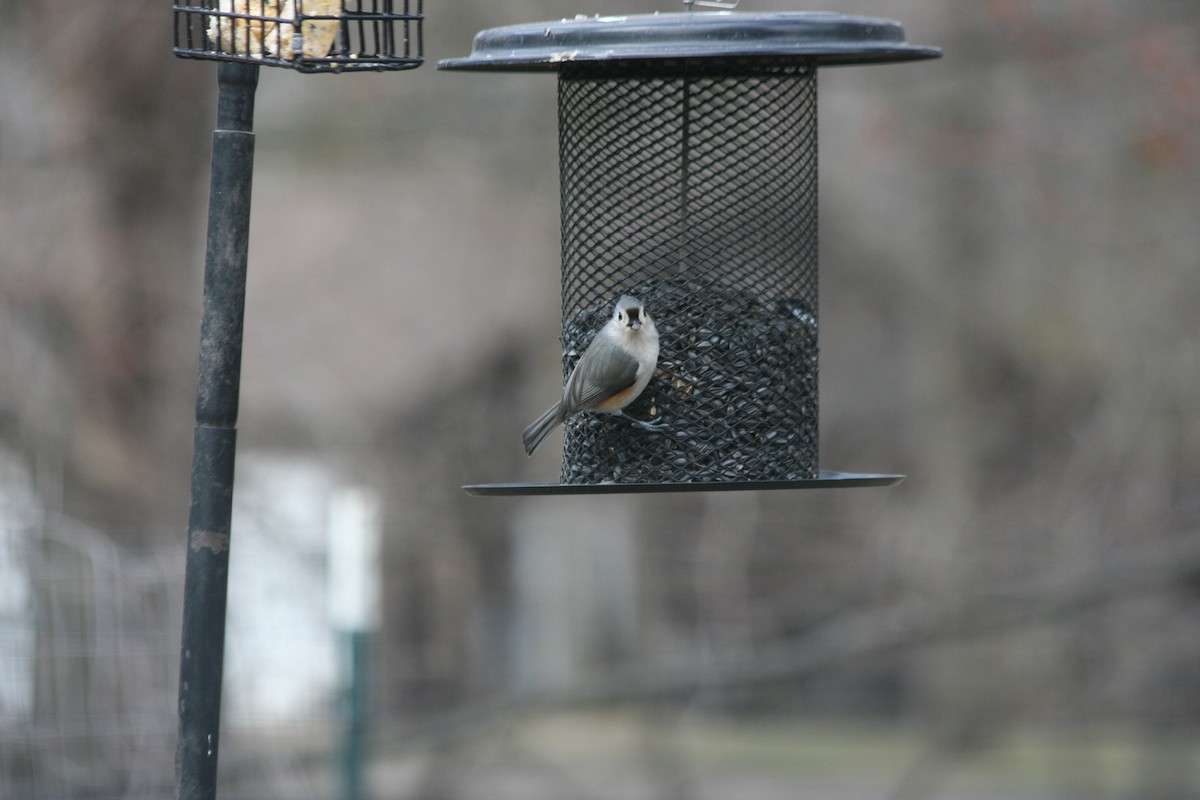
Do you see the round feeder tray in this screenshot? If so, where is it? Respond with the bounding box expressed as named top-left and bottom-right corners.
top-left (463, 472), bottom-right (904, 497)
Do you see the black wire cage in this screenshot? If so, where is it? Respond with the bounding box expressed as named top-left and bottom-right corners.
top-left (174, 0), bottom-right (423, 73)
top-left (442, 12), bottom-right (939, 495)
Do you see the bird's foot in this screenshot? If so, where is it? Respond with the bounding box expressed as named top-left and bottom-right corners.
top-left (622, 412), bottom-right (668, 433)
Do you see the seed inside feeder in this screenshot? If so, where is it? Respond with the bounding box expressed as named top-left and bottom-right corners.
top-left (560, 276), bottom-right (818, 485)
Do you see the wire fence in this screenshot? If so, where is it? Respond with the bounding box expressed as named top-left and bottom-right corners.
top-left (0, 454), bottom-right (347, 800)
top-left (0, 516), bottom-right (180, 800)
top-left (4, 455), bottom-right (1200, 799)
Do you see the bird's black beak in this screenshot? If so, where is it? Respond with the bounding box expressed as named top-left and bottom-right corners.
top-left (627, 308), bottom-right (641, 329)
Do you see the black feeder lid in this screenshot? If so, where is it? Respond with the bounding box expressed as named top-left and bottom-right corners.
top-left (445, 11), bottom-right (933, 495)
top-left (437, 11), bottom-right (941, 72)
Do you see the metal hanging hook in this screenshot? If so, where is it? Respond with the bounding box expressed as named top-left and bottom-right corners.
top-left (683, 0), bottom-right (740, 11)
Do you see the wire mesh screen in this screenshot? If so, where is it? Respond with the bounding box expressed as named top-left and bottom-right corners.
top-left (174, 0), bottom-right (423, 73)
top-left (558, 60), bottom-right (820, 486)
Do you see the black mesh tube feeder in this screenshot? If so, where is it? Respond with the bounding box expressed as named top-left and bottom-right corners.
top-left (171, 5), bottom-right (422, 800)
top-left (442, 11), bottom-right (938, 496)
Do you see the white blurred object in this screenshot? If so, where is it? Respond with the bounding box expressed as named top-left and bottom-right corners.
top-left (0, 449), bottom-right (36, 723)
top-left (327, 486), bottom-right (382, 632)
top-left (224, 454), bottom-right (339, 724)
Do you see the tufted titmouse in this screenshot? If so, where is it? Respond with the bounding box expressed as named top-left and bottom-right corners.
top-left (523, 295), bottom-right (661, 456)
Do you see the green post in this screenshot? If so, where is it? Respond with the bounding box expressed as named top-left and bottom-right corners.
top-left (342, 629), bottom-right (369, 800)
top-left (328, 487), bottom-right (382, 800)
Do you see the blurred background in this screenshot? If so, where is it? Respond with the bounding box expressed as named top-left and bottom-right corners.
top-left (1, 0), bottom-right (1199, 798)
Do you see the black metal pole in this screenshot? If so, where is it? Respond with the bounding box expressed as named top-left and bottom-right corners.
top-left (176, 60), bottom-right (259, 800)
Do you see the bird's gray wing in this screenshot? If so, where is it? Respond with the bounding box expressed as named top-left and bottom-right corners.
top-left (563, 336), bottom-right (640, 414)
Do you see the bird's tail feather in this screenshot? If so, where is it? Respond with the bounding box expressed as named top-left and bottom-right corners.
top-left (522, 404), bottom-right (563, 456)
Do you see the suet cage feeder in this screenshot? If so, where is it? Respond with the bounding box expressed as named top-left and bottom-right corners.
top-left (172, 5), bottom-right (423, 800)
top-left (174, 0), bottom-right (423, 73)
top-left (445, 11), bottom-right (938, 496)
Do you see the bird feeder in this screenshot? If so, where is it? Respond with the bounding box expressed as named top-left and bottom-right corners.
top-left (171, 5), bottom-right (423, 800)
top-left (174, 0), bottom-right (423, 73)
top-left (442, 11), bottom-right (938, 495)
